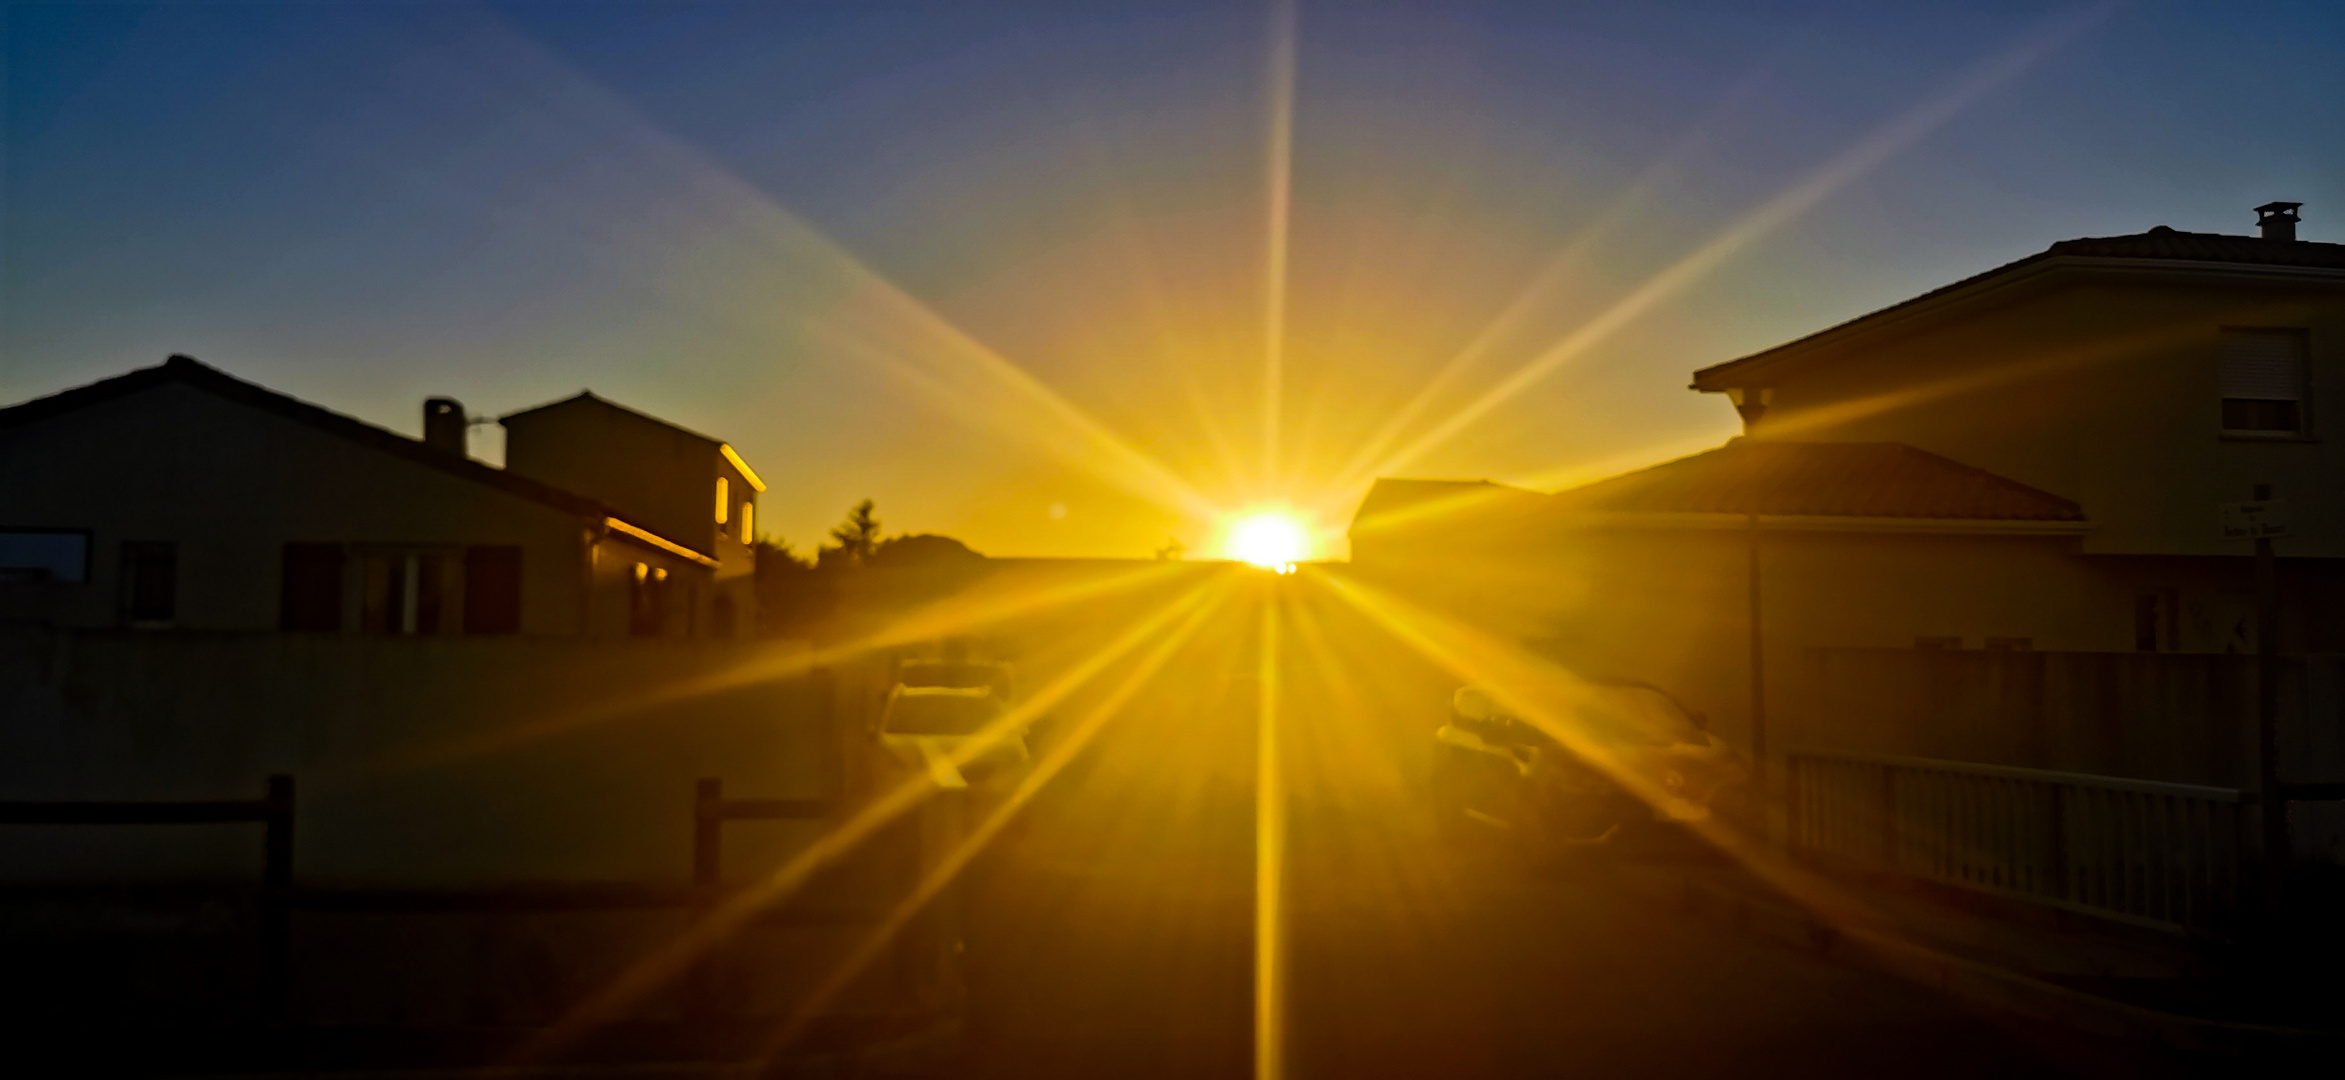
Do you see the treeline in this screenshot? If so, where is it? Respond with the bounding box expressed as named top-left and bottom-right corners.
top-left (752, 499), bottom-right (983, 638)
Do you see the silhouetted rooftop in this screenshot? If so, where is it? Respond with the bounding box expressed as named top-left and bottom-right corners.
top-left (1351, 478), bottom-right (1546, 534)
top-left (1695, 227), bottom-right (2345, 390)
top-left (1547, 440), bottom-right (2085, 521)
top-left (0, 355), bottom-right (696, 540)
top-left (500, 389), bottom-right (726, 445)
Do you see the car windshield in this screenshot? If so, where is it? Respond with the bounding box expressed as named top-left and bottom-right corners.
top-left (882, 691), bottom-right (1002, 736)
top-left (897, 661), bottom-right (1012, 693)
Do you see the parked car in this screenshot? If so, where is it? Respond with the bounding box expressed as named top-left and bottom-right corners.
top-left (892, 657), bottom-right (1017, 700)
top-left (875, 684), bottom-right (1032, 793)
top-left (1431, 678), bottom-right (1747, 851)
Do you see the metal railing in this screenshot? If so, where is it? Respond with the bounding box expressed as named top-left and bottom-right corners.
top-left (1787, 752), bottom-right (2247, 934)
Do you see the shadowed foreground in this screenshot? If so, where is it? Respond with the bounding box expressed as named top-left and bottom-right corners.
top-left (950, 586), bottom-right (2176, 1079)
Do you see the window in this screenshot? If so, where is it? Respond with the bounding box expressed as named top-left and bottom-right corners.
top-left (715, 477), bottom-right (730, 524)
top-left (2220, 329), bottom-right (2310, 435)
top-left (0, 528), bottom-right (90, 583)
top-left (360, 551), bottom-right (455, 635)
top-left (280, 543), bottom-right (346, 631)
top-left (1983, 637), bottom-right (2032, 652)
top-left (120, 542), bottom-right (177, 626)
top-left (630, 562), bottom-right (669, 636)
top-left (738, 500), bottom-right (753, 543)
top-left (463, 546), bottom-right (523, 635)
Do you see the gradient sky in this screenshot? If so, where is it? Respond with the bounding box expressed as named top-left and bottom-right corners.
top-left (6, 1), bottom-right (2342, 559)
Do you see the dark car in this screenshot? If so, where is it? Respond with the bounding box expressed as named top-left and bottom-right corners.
top-left (1431, 679), bottom-right (1748, 852)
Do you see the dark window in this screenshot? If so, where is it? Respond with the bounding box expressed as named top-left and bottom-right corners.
top-left (463, 546), bottom-right (523, 634)
top-left (2134, 594), bottom-right (2160, 651)
top-left (360, 554), bottom-right (405, 634)
top-left (360, 552), bottom-right (454, 634)
top-left (120, 542), bottom-right (177, 624)
top-left (1983, 637), bottom-right (2032, 652)
top-left (0, 529), bottom-right (90, 583)
top-left (280, 544), bottom-right (345, 631)
top-left (2220, 329), bottom-right (2309, 434)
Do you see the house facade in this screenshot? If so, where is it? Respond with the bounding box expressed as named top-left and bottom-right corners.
top-left (0, 356), bottom-right (760, 639)
top-left (1352, 204), bottom-right (2345, 786)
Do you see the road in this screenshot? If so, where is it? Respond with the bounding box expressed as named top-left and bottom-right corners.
top-left (940, 577), bottom-right (2174, 1078)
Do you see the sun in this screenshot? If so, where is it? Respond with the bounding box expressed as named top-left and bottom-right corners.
top-left (1225, 509), bottom-right (1311, 569)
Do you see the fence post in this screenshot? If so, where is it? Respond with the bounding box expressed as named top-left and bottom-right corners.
top-left (2049, 783), bottom-right (2069, 904)
top-left (694, 777), bottom-right (723, 888)
top-left (1878, 764), bottom-right (1898, 871)
top-left (1783, 756), bottom-right (1802, 858)
top-left (689, 778), bottom-right (722, 1021)
top-left (259, 774), bottom-right (294, 1024)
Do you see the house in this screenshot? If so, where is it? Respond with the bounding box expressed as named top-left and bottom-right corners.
top-left (1353, 203), bottom-right (2345, 786)
top-left (0, 355), bottom-right (761, 638)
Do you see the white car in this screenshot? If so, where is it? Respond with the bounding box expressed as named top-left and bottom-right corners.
top-left (875, 684), bottom-right (1031, 791)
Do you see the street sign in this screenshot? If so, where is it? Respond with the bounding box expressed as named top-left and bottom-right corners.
top-left (2220, 500), bottom-right (2289, 540)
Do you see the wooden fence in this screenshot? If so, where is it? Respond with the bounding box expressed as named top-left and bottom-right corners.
top-left (0, 776), bottom-right (934, 1024)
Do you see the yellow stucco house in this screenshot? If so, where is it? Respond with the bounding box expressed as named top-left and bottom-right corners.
top-left (1354, 203), bottom-right (2345, 783)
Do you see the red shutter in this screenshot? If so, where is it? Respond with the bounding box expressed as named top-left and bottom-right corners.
top-left (463, 545), bottom-right (523, 635)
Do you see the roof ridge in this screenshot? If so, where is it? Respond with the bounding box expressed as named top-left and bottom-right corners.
top-left (0, 355), bottom-right (668, 530)
top-left (499, 387), bottom-right (725, 446)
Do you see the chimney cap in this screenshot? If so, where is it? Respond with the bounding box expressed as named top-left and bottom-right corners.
top-left (2254, 201), bottom-right (2302, 242)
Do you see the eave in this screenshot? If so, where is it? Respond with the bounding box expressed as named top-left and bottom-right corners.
top-left (1692, 256), bottom-right (2345, 393)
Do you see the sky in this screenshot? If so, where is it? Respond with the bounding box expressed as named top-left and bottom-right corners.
top-left (5, 0), bottom-right (2342, 560)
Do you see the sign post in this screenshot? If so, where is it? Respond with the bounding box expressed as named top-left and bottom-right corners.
top-left (2222, 489), bottom-right (2288, 905)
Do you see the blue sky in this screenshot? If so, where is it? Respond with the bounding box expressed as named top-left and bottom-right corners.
top-left (6, 1), bottom-right (2341, 557)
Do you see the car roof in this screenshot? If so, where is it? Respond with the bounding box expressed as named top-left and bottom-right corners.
top-left (891, 685), bottom-right (999, 700)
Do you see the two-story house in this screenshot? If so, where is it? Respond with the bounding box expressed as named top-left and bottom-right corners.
top-left (0, 355), bottom-right (762, 638)
top-left (1352, 203), bottom-right (2345, 781)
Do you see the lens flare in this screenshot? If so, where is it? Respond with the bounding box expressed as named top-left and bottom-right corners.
top-left (1226, 509), bottom-right (1310, 568)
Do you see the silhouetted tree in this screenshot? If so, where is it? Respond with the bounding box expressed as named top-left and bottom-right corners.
top-left (821, 499), bottom-right (882, 569)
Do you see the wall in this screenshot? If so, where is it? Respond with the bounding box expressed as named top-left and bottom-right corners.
top-left (1356, 517), bottom-right (2330, 787)
top-left (0, 628), bottom-right (830, 886)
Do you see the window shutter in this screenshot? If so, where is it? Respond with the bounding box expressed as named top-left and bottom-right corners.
top-left (2220, 330), bottom-right (2307, 401)
top-left (280, 543), bottom-right (345, 631)
top-left (463, 545), bottom-right (523, 634)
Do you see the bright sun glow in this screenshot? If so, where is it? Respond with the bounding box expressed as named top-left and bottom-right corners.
top-left (1227, 510), bottom-right (1310, 569)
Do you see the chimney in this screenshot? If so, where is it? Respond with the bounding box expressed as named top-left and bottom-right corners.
top-left (2255, 201), bottom-right (2302, 242)
top-left (424, 397), bottom-right (467, 456)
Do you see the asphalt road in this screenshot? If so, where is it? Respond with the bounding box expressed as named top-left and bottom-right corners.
top-left (943, 583), bottom-right (2177, 1079)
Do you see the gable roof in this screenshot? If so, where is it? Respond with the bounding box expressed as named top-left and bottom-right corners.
top-left (1350, 478), bottom-right (1546, 535)
top-left (1694, 227), bottom-right (2345, 390)
top-left (1548, 440), bottom-right (2084, 522)
top-left (499, 389), bottom-right (766, 492)
top-left (500, 389), bottom-right (721, 442)
top-left (0, 355), bottom-right (681, 533)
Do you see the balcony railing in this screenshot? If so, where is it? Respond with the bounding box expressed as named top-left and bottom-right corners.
top-left (1787, 752), bottom-right (2246, 934)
